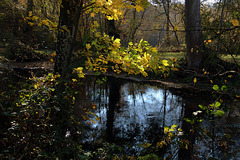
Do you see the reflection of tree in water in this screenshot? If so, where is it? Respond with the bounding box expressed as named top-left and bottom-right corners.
top-left (77, 77), bottom-right (240, 159)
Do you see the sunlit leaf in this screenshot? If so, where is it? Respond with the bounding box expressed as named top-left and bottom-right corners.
top-left (86, 44), bottom-right (91, 50)
top-left (90, 12), bottom-right (95, 17)
top-left (136, 5), bottom-right (144, 12)
top-left (151, 47), bottom-right (158, 52)
top-left (221, 85), bottom-right (227, 91)
top-left (162, 60), bottom-right (169, 66)
top-left (156, 142), bottom-right (163, 148)
top-left (230, 19), bottom-right (239, 26)
top-left (171, 124), bottom-right (178, 128)
top-left (199, 104), bottom-right (207, 110)
top-left (215, 101), bottom-right (221, 108)
top-left (214, 110), bottom-right (225, 117)
top-left (213, 85), bottom-right (219, 91)
top-left (193, 77), bottom-right (197, 83)
top-left (114, 38), bottom-right (121, 44)
top-left (72, 79), bottom-right (77, 82)
top-left (174, 25), bottom-right (179, 31)
top-left (169, 128), bottom-right (174, 132)
top-left (34, 84), bottom-right (38, 89)
top-left (164, 127), bottom-right (169, 134)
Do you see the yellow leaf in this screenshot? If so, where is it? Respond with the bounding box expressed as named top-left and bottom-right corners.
top-left (169, 128), bottom-right (174, 132)
top-left (86, 44), bottom-right (91, 50)
top-left (152, 47), bottom-right (158, 52)
top-left (92, 120), bottom-right (96, 124)
top-left (114, 38), bottom-right (121, 44)
top-left (174, 25), bottom-right (179, 31)
top-left (162, 60), bottom-right (169, 66)
top-left (28, 11), bottom-right (33, 17)
top-left (191, 48), bottom-right (194, 53)
top-left (171, 124), bottom-right (178, 128)
top-left (193, 77), bottom-right (197, 83)
top-left (72, 79), bottom-right (77, 82)
top-left (129, 42), bottom-right (133, 46)
top-left (34, 84), bottom-right (38, 89)
top-left (164, 127), bottom-right (169, 134)
top-left (50, 59), bottom-right (54, 63)
top-left (142, 143), bottom-right (152, 148)
top-left (135, 5), bottom-right (144, 12)
top-left (230, 19), bottom-right (239, 26)
top-left (90, 12), bottom-right (95, 17)
top-left (209, 17), bottom-right (214, 23)
top-left (156, 142), bottom-right (163, 148)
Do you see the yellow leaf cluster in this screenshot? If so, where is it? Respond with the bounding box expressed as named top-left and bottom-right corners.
top-left (230, 19), bottom-right (239, 26)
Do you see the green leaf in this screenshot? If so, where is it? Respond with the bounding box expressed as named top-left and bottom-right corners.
top-left (214, 110), bottom-right (225, 117)
top-left (214, 101), bottom-right (221, 108)
top-left (184, 118), bottom-right (193, 123)
top-left (199, 104), bottom-right (207, 110)
top-left (213, 85), bottom-right (219, 91)
top-left (221, 85), bottom-right (227, 91)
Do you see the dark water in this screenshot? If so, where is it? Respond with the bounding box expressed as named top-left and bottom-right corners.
top-left (78, 77), bottom-right (240, 159)
top-left (2, 62), bottom-right (239, 159)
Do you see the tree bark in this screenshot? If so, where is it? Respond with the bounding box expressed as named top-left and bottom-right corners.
top-left (185, 0), bottom-right (203, 68)
top-left (54, 0), bottom-right (83, 76)
top-left (106, 19), bottom-right (120, 38)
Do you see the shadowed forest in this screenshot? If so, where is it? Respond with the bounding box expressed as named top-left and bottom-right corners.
top-left (0, 0), bottom-right (240, 159)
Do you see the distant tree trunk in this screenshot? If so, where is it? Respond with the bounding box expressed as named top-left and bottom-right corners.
top-left (166, 0), bottom-right (170, 46)
top-left (13, 0), bottom-right (19, 37)
top-left (27, 0), bottom-right (34, 13)
top-left (106, 19), bottom-right (120, 38)
top-left (185, 0), bottom-right (203, 68)
top-left (54, 0), bottom-right (83, 76)
top-left (128, 8), bottom-right (145, 43)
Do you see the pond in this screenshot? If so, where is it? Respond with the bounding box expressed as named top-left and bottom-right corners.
top-left (76, 76), bottom-right (240, 159)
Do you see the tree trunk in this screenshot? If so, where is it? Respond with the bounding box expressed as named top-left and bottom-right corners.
top-left (106, 19), bottom-right (120, 38)
top-left (185, 0), bottom-right (203, 68)
top-left (54, 0), bottom-right (83, 76)
top-left (27, 0), bottom-right (34, 13)
top-left (166, 0), bottom-right (170, 46)
top-left (53, 0), bottom-right (83, 154)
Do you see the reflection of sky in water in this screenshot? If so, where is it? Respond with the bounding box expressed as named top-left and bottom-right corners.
top-left (83, 81), bottom-right (240, 159)
top-left (87, 82), bottom-right (184, 143)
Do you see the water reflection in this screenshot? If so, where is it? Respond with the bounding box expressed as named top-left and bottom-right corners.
top-left (84, 79), bottom-right (184, 146)
top-left (79, 78), bottom-right (239, 159)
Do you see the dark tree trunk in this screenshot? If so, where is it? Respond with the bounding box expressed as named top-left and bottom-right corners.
top-left (166, 0), bottom-right (170, 46)
top-left (185, 0), bottom-right (203, 68)
top-left (106, 19), bottom-right (120, 38)
top-left (54, 0), bottom-right (83, 76)
top-left (52, 1), bottom-right (83, 156)
top-left (27, 0), bottom-right (34, 13)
